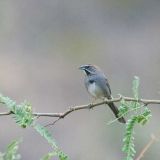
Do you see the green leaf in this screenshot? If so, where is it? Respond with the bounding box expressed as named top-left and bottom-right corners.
top-left (40, 151), bottom-right (57, 160)
top-left (132, 76), bottom-right (140, 99)
top-left (58, 151), bottom-right (69, 160)
top-left (137, 108), bottom-right (151, 125)
top-left (0, 94), bottom-right (34, 128)
top-left (33, 124), bottom-right (57, 149)
top-left (131, 76), bottom-right (141, 111)
top-left (13, 102), bottom-right (34, 128)
top-left (34, 124), bottom-right (70, 160)
top-left (122, 116), bottom-right (137, 160)
top-left (3, 139), bottom-right (21, 160)
top-left (0, 94), bottom-right (16, 110)
top-left (122, 77), bottom-right (152, 160)
top-left (119, 98), bottom-right (129, 117)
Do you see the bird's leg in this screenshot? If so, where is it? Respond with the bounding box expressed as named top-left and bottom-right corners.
top-left (102, 97), bottom-right (110, 105)
top-left (89, 97), bottom-right (97, 109)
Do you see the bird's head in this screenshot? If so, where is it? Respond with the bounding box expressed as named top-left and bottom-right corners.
top-left (79, 64), bottom-right (101, 75)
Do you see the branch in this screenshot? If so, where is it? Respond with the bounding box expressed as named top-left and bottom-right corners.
top-left (1, 95), bottom-right (160, 126)
top-left (135, 133), bottom-right (160, 160)
top-left (28, 95), bottom-right (160, 118)
top-left (33, 96), bottom-right (121, 118)
top-left (0, 111), bottom-right (12, 116)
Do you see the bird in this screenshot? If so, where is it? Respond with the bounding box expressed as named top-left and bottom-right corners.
top-left (79, 64), bottom-right (126, 124)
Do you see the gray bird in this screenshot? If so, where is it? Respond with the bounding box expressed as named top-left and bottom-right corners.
top-left (79, 64), bottom-right (126, 124)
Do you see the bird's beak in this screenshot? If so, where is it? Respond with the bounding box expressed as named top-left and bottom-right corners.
top-left (79, 66), bottom-right (85, 70)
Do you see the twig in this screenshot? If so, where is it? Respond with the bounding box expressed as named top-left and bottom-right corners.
top-left (44, 117), bottom-right (61, 127)
top-left (135, 133), bottom-right (160, 160)
top-left (0, 111), bottom-right (12, 116)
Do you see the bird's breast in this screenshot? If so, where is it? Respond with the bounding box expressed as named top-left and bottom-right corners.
top-left (87, 82), bottom-right (104, 98)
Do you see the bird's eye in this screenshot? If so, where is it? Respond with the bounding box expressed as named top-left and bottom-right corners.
top-left (86, 66), bottom-right (90, 69)
top-left (89, 80), bottom-right (94, 83)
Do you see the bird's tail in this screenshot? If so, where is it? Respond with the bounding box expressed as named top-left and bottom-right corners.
top-left (108, 102), bottom-right (126, 124)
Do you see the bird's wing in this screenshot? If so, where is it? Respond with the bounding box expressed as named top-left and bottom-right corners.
top-left (93, 74), bottom-right (112, 99)
top-left (98, 71), bottom-right (112, 95)
top-left (105, 78), bottom-right (112, 95)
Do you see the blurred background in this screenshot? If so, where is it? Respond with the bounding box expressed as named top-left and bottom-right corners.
top-left (0, 0), bottom-right (160, 159)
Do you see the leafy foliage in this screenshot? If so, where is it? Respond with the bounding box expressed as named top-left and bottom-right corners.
top-left (136, 107), bottom-right (151, 125)
top-left (119, 99), bottom-right (129, 117)
top-left (34, 124), bottom-right (70, 160)
top-left (122, 116), bottom-right (137, 160)
top-left (131, 76), bottom-right (141, 111)
top-left (58, 151), bottom-right (69, 160)
top-left (41, 151), bottom-right (69, 160)
top-left (0, 139), bottom-right (21, 160)
top-left (132, 76), bottom-right (140, 100)
top-left (13, 102), bottom-right (34, 128)
top-left (40, 151), bottom-right (57, 160)
top-left (120, 76), bottom-right (152, 160)
top-left (0, 95), bottom-right (34, 128)
top-left (0, 94), bottom-right (70, 160)
top-left (34, 124), bottom-right (57, 149)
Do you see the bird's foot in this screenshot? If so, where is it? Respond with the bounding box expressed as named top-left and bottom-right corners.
top-left (89, 103), bottom-right (94, 109)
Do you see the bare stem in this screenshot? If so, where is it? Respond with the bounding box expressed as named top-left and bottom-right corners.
top-left (135, 133), bottom-right (160, 160)
top-left (1, 95), bottom-right (160, 126)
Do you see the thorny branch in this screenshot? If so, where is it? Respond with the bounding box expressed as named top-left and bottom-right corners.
top-left (1, 94), bottom-right (160, 126)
